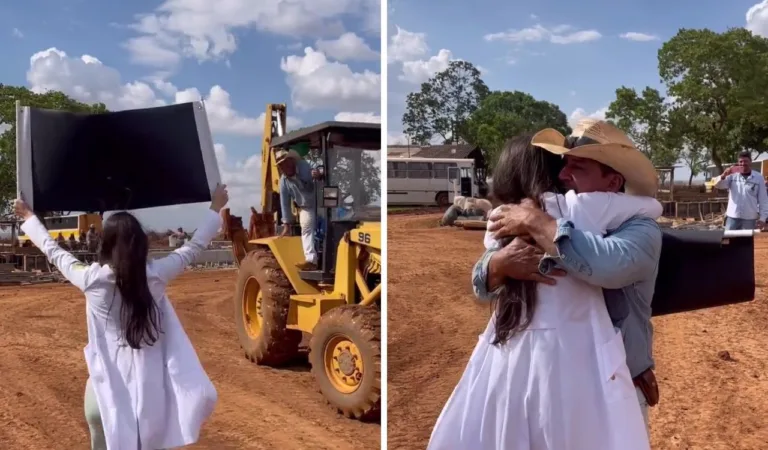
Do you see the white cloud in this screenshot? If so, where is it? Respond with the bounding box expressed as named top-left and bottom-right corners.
top-left (174, 86), bottom-right (301, 136)
top-left (747, 0), bottom-right (768, 37)
top-left (280, 47), bottom-right (380, 112)
top-left (25, 47), bottom-right (279, 137)
top-left (389, 26), bottom-right (429, 63)
top-left (399, 49), bottom-right (453, 84)
top-left (27, 48), bottom-right (165, 110)
top-left (569, 106), bottom-right (608, 128)
top-left (212, 143), bottom-right (263, 218)
top-left (619, 32), bottom-right (659, 42)
top-left (387, 131), bottom-right (407, 145)
top-left (316, 32), bottom-right (379, 61)
top-left (124, 35), bottom-right (183, 68)
top-left (125, 0), bottom-right (379, 68)
top-left (149, 76), bottom-right (179, 96)
top-left (334, 111), bottom-right (381, 122)
top-left (551, 30), bottom-right (602, 44)
top-left (485, 24), bottom-right (601, 45)
top-left (530, 14), bottom-right (539, 20)
top-left (12, 28), bottom-right (23, 39)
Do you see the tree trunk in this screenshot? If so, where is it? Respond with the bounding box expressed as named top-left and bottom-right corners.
top-left (688, 172), bottom-right (694, 187)
top-left (711, 147), bottom-right (724, 174)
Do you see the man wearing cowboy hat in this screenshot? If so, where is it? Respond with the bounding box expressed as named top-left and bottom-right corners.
top-left (472, 119), bottom-right (662, 433)
top-left (275, 148), bottom-right (323, 270)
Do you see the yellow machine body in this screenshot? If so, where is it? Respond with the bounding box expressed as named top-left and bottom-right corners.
top-left (247, 221), bottom-right (381, 334)
top-left (223, 105), bottom-right (382, 421)
top-left (17, 213), bottom-right (103, 241)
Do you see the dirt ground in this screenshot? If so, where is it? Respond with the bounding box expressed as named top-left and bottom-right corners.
top-left (387, 214), bottom-right (768, 450)
top-left (0, 270), bottom-right (379, 449)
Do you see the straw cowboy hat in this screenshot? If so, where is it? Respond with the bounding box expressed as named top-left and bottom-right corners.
top-left (532, 119), bottom-right (659, 197)
top-left (274, 148), bottom-right (301, 165)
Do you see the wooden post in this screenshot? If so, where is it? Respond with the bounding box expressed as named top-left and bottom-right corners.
top-left (669, 167), bottom-right (675, 202)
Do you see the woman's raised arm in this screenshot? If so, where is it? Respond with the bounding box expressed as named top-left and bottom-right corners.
top-left (15, 200), bottom-right (96, 292)
top-left (151, 184), bottom-right (229, 283)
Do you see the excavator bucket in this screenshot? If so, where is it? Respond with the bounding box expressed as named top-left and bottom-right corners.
top-left (221, 208), bottom-right (251, 267)
top-left (221, 207), bottom-right (277, 266)
top-left (248, 207), bottom-right (275, 239)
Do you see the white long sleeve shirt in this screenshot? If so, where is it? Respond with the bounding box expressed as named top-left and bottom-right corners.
top-left (713, 171), bottom-right (768, 221)
top-left (21, 209), bottom-right (221, 450)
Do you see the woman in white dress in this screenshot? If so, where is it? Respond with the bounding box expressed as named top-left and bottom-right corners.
top-left (428, 133), bottom-right (660, 450)
top-left (13, 184), bottom-right (228, 450)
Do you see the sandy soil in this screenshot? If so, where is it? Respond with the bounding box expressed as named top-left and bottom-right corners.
top-left (387, 214), bottom-right (768, 450)
top-left (0, 269), bottom-right (379, 449)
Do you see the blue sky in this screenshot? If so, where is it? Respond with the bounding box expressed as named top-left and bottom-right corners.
top-left (0, 0), bottom-right (380, 230)
top-left (387, 0), bottom-right (768, 182)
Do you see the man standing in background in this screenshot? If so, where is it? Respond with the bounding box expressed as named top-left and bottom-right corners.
top-left (713, 151), bottom-right (768, 231)
top-left (86, 224), bottom-right (100, 253)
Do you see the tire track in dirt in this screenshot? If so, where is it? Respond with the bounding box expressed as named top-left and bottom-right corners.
top-left (387, 213), bottom-right (768, 450)
top-left (0, 270), bottom-right (379, 449)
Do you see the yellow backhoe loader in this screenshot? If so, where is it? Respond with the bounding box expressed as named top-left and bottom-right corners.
top-left (222, 104), bottom-right (382, 421)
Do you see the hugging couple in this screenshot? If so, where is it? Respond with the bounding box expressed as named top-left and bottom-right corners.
top-left (429, 119), bottom-right (661, 450)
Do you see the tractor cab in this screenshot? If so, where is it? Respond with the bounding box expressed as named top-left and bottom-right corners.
top-left (270, 121), bottom-right (381, 283)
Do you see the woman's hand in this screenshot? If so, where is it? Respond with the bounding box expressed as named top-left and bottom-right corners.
top-left (210, 183), bottom-right (229, 213)
top-left (13, 198), bottom-right (35, 221)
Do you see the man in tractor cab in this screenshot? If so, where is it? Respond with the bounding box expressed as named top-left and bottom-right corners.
top-left (275, 148), bottom-right (324, 270)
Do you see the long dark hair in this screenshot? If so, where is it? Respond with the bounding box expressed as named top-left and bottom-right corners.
top-left (99, 212), bottom-right (162, 349)
top-left (490, 134), bottom-right (563, 346)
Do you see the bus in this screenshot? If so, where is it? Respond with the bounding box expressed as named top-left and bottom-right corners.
top-left (387, 157), bottom-right (479, 206)
top-left (17, 213), bottom-right (103, 242)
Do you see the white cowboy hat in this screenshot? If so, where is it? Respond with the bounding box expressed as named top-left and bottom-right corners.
top-left (531, 118), bottom-right (659, 197)
top-left (274, 149), bottom-right (301, 165)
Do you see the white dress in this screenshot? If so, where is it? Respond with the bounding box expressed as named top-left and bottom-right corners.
top-left (428, 191), bottom-right (662, 450)
top-left (21, 210), bottom-right (221, 450)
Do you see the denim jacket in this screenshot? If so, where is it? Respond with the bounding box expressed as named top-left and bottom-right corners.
top-left (472, 215), bottom-right (663, 378)
top-left (279, 159), bottom-right (316, 224)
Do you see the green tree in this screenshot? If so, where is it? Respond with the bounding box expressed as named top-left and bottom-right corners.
top-left (606, 86), bottom-right (679, 167)
top-left (0, 84), bottom-right (107, 217)
top-left (402, 61), bottom-right (489, 145)
top-left (463, 90), bottom-right (571, 169)
top-left (658, 28), bottom-right (768, 172)
top-left (679, 146), bottom-right (708, 186)
top-left (665, 105), bottom-right (712, 185)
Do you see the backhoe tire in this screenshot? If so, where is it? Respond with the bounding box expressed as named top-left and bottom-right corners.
top-left (233, 248), bottom-right (302, 366)
top-left (309, 305), bottom-right (381, 421)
